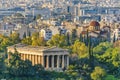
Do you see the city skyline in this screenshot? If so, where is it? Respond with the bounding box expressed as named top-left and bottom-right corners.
top-left (0, 0), bottom-right (120, 79)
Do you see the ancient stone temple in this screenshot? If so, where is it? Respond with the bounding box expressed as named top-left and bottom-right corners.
top-left (7, 44), bottom-right (69, 71)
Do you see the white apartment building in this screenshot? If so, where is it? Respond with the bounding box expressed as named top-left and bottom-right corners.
top-left (40, 29), bottom-right (52, 40)
top-left (0, 22), bottom-right (15, 36)
top-left (111, 28), bottom-right (120, 42)
top-left (49, 26), bottom-right (67, 35)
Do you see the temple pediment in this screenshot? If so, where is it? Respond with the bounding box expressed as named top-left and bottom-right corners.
top-left (43, 47), bottom-right (68, 52)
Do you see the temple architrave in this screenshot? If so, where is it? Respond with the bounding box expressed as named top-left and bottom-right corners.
top-left (7, 44), bottom-right (69, 71)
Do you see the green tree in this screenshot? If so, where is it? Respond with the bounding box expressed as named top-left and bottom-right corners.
top-left (33, 64), bottom-right (44, 75)
top-left (66, 32), bottom-right (71, 46)
top-left (88, 36), bottom-right (94, 70)
top-left (93, 42), bottom-right (112, 55)
top-left (104, 75), bottom-right (117, 80)
top-left (85, 29), bottom-right (89, 46)
top-left (71, 29), bottom-right (77, 44)
top-left (10, 32), bottom-right (21, 44)
top-left (97, 47), bottom-right (120, 76)
top-left (31, 32), bottom-right (39, 39)
top-left (6, 49), bottom-right (44, 77)
top-left (0, 35), bottom-right (13, 52)
top-left (0, 55), bottom-right (6, 74)
top-left (91, 66), bottom-right (106, 80)
top-left (31, 32), bottom-right (46, 46)
top-left (23, 32), bottom-right (26, 38)
top-left (6, 49), bottom-right (22, 76)
top-left (21, 37), bottom-right (32, 45)
top-left (66, 65), bottom-right (79, 78)
top-left (111, 47), bottom-right (120, 67)
top-left (27, 31), bottom-right (31, 37)
top-left (71, 40), bottom-right (88, 58)
top-left (79, 33), bottom-right (83, 42)
top-left (113, 34), bottom-right (116, 43)
top-left (66, 58), bottom-right (91, 80)
top-left (47, 34), bottom-right (67, 47)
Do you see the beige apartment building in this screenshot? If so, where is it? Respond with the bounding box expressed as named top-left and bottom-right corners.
top-left (7, 44), bottom-right (69, 71)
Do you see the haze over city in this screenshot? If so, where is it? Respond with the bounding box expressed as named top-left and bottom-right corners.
top-left (0, 0), bottom-right (120, 80)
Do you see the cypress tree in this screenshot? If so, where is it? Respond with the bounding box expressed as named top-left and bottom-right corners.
top-left (88, 36), bottom-right (94, 70)
top-left (91, 44), bottom-right (94, 70)
top-left (79, 33), bottom-right (83, 42)
top-left (66, 32), bottom-right (70, 46)
top-left (113, 33), bottom-right (116, 43)
top-left (71, 29), bottom-right (77, 44)
top-left (23, 32), bottom-right (26, 38)
top-left (28, 31), bottom-right (31, 37)
top-left (88, 36), bottom-right (91, 62)
top-left (85, 29), bottom-right (89, 46)
top-left (87, 29), bottom-right (89, 46)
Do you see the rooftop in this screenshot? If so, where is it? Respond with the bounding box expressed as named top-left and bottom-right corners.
top-left (89, 21), bottom-right (100, 27)
top-left (7, 43), bottom-right (68, 53)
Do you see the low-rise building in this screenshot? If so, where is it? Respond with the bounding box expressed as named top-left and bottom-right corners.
top-left (111, 27), bottom-right (120, 42)
top-left (40, 29), bottom-right (52, 40)
top-left (80, 21), bottom-right (111, 43)
top-left (0, 22), bottom-right (15, 36)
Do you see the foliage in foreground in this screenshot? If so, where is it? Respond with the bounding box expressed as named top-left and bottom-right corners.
top-left (0, 33), bottom-right (120, 80)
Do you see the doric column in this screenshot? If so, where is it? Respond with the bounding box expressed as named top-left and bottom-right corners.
top-left (38, 55), bottom-right (40, 64)
top-left (52, 55), bottom-right (54, 68)
top-left (42, 56), bottom-right (44, 67)
top-left (20, 54), bottom-right (23, 60)
top-left (47, 55), bottom-right (49, 68)
top-left (34, 55), bottom-right (36, 64)
top-left (27, 54), bottom-right (29, 59)
top-left (40, 55), bottom-right (42, 64)
top-left (57, 55), bottom-right (60, 68)
top-left (35, 55), bottom-right (38, 64)
top-left (32, 55), bottom-right (35, 65)
top-left (28, 54), bottom-right (30, 60)
top-left (29, 54), bottom-right (32, 61)
top-left (37, 55), bottom-right (39, 64)
top-left (27, 54), bottom-right (29, 60)
top-left (24, 54), bottom-right (26, 60)
top-left (67, 56), bottom-right (69, 67)
top-left (62, 55), bottom-right (65, 68)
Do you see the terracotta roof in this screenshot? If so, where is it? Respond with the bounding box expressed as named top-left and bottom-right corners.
top-left (113, 40), bottom-right (120, 47)
top-left (102, 26), bottom-right (111, 28)
top-left (89, 21), bottom-right (100, 27)
top-left (81, 31), bottom-right (87, 34)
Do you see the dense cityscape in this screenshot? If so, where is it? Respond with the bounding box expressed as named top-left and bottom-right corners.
top-left (0, 0), bottom-right (120, 80)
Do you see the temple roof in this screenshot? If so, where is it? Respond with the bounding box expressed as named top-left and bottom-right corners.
top-left (7, 43), bottom-right (68, 55)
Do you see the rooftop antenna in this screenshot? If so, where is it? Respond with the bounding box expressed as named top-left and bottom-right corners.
top-left (23, 7), bottom-right (27, 24)
top-left (32, 8), bottom-right (35, 18)
top-left (32, 8), bottom-right (35, 19)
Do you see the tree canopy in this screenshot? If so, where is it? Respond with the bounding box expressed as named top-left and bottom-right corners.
top-left (71, 40), bottom-right (88, 58)
top-left (91, 66), bottom-right (106, 80)
top-left (47, 34), bottom-right (67, 47)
